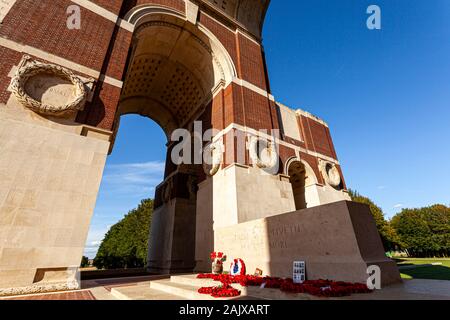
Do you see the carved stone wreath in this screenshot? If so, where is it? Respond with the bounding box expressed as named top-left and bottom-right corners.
top-left (0, 280), bottom-right (79, 297)
top-left (203, 141), bottom-right (223, 177)
top-left (249, 137), bottom-right (278, 172)
top-left (318, 159), bottom-right (342, 189)
top-left (10, 56), bottom-right (88, 117)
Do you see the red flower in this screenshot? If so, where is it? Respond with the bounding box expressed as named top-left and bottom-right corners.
top-left (210, 252), bottom-right (217, 261)
top-left (197, 274), bottom-right (372, 298)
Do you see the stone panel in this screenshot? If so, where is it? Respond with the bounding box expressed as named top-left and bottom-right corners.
top-left (215, 201), bottom-right (401, 286)
top-left (0, 97), bottom-right (110, 293)
top-left (278, 103), bottom-right (302, 141)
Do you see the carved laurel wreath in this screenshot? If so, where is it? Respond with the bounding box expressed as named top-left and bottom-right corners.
top-left (249, 137), bottom-right (278, 171)
top-left (318, 159), bottom-right (342, 189)
top-left (203, 141), bottom-right (223, 176)
top-left (10, 56), bottom-right (88, 117)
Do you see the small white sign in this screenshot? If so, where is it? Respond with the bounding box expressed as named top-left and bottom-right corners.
top-left (293, 261), bottom-right (306, 284)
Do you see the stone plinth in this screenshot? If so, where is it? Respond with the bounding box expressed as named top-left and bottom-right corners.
top-left (214, 201), bottom-right (401, 286)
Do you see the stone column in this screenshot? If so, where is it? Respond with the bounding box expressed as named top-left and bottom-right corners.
top-left (147, 171), bottom-right (198, 274)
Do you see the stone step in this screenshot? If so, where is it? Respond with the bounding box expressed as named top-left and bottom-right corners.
top-left (110, 274), bottom-right (316, 300)
top-left (169, 274), bottom-right (316, 300)
top-left (170, 274), bottom-right (221, 287)
top-left (111, 284), bottom-right (186, 300)
top-left (150, 278), bottom-right (251, 300)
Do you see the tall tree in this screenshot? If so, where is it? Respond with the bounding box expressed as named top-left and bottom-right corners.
top-left (391, 204), bottom-right (450, 257)
top-left (349, 190), bottom-right (401, 251)
top-left (94, 199), bottom-right (154, 269)
top-left (80, 256), bottom-right (90, 268)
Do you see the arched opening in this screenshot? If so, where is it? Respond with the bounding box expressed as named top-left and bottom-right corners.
top-left (117, 10), bottom-right (235, 138)
top-left (288, 161), bottom-right (307, 210)
top-left (84, 115), bottom-right (166, 269)
top-left (106, 8), bottom-right (236, 273)
top-left (287, 159), bottom-right (318, 210)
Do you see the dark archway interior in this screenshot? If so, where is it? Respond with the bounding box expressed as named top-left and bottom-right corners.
top-left (111, 14), bottom-right (225, 274)
top-left (118, 16), bottom-right (220, 140)
top-left (289, 161), bottom-right (307, 210)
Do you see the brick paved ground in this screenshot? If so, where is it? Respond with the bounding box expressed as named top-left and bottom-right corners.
top-left (5, 290), bottom-right (96, 300)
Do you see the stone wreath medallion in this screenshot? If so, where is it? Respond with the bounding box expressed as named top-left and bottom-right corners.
top-left (10, 56), bottom-right (89, 117)
top-left (203, 141), bottom-right (223, 176)
top-left (249, 136), bottom-right (278, 172)
top-left (318, 159), bottom-right (342, 189)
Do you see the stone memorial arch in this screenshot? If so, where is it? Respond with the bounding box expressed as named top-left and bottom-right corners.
top-left (0, 0), bottom-right (400, 296)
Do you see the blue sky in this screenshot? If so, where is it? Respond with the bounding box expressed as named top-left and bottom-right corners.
top-left (84, 1), bottom-right (450, 258)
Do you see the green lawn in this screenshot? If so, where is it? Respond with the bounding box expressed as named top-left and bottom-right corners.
top-left (395, 258), bottom-right (450, 281)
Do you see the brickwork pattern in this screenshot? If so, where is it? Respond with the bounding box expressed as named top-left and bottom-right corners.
top-left (5, 290), bottom-right (96, 300)
top-left (237, 33), bottom-right (267, 90)
top-left (90, 0), bottom-right (124, 14)
top-left (0, 0), bottom-right (115, 72)
top-left (77, 81), bottom-right (122, 130)
top-left (0, 46), bottom-right (21, 104)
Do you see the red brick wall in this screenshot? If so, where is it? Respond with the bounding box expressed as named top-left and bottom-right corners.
top-left (199, 13), bottom-right (268, 92)
top-left (279, 144), bottom-right (296, 173)
top-left (241, 86), bottom-right (272, 131)
top-left (300, 152), bottom-right (324, 185)
top-left (90, 0), bottom-right (124, 14)
top-left (0, 47), bottom-right (22, 104)
top-left (135, 0), bottom-right (185, 13)
top-left (0, 0), bottom-right (343, 179)
top-left (237, 33), bottom-right (267, 91)
top-left (211, 90), bottom-right (225, 131)
top-left (299, 115), bottom-right (338, 160)
top-left (222, 82), bottom-right (241, 128)
top-left (308, 119), bottom-right (335, 159)
top-left (103, 28), bottom-right (133, 80)
top-left (77, 82), bottom-right (122, 130)
top-left (0, 0), bottom-right (116, 73)
top-left (269, 100), bottom-right (280, 131)
top-left (199, 12), bottom-right (238, 69)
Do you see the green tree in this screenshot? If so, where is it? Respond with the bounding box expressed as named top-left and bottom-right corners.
top-left (94, 199), bottom-right (154, 269)
top-left (349, 190), bottom-right (401, 251)
top-left (80, 256), bottom-right (90, 268)
top-left (391, 204), bottom-right (450, 257)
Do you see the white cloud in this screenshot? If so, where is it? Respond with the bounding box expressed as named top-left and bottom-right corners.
top-left (377, 185), bottom-right (387, 190)
top-left (83, 228), bottom-right (109, 258)
top-left (393, 204), bottom-right (403, 209)
top-left (84, 161), bottom-right (165, 258)
top-left (101, 161), bottom-right (165, 196)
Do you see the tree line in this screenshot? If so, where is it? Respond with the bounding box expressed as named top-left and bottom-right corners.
top-left (350, 190), bottom-right (450, 258)
top-left (93, 199), bottom-right (153, 269)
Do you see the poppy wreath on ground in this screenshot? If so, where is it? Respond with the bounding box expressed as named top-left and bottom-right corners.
top-left (197, 274), bottom-right (372, 298)
top-left (198, 281), bottom-right (241, 298)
